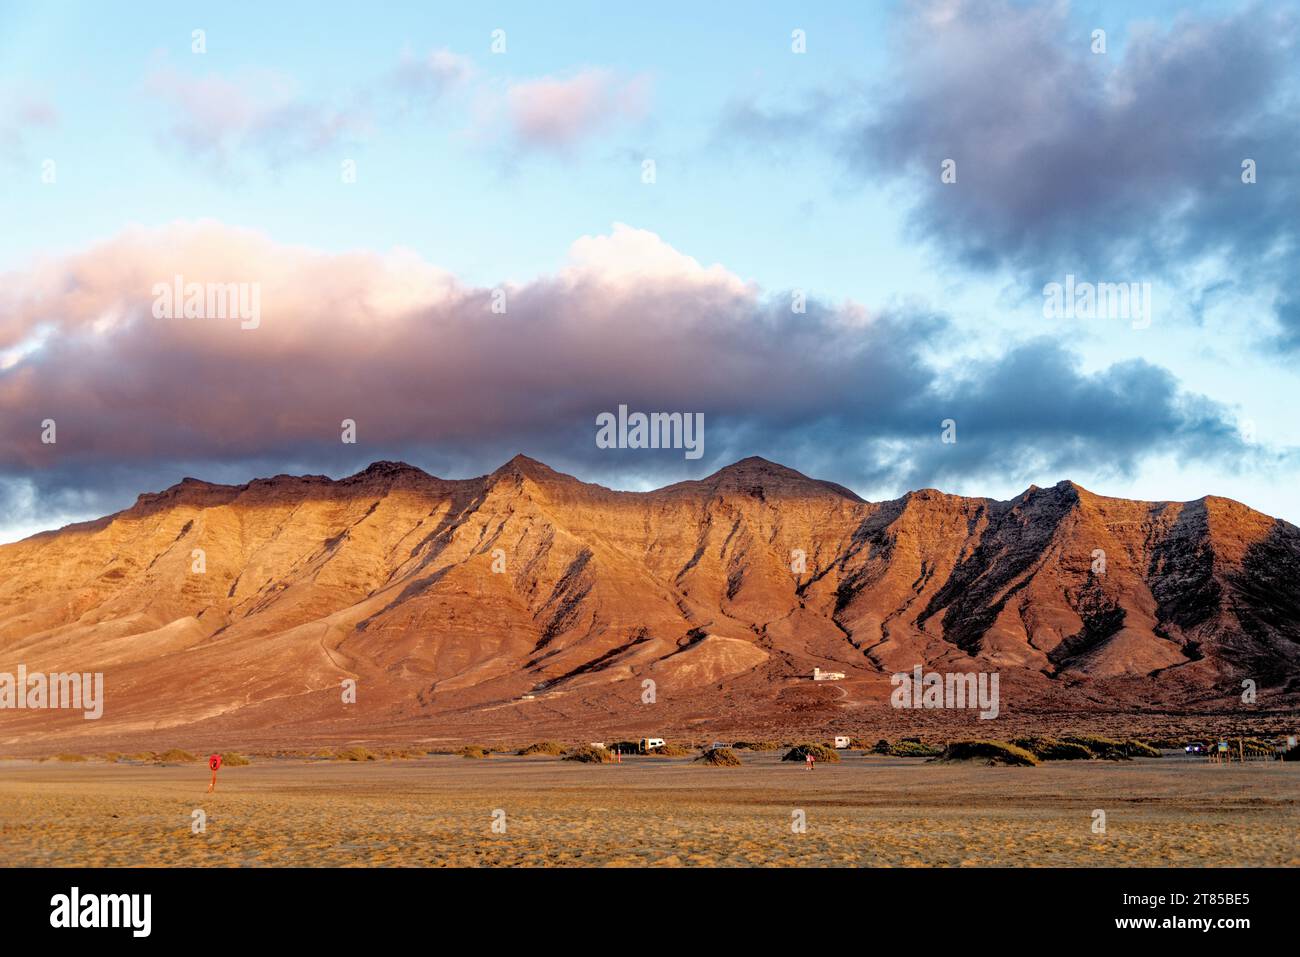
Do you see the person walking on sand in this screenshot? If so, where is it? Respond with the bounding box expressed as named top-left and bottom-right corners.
top-left (207, 753), bottom-right (222, 792)
top-left (806, 752), bottom-right (815, 771)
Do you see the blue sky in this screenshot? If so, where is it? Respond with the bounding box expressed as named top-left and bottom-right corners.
top-left (1, 0), bottom-right (1297, 541)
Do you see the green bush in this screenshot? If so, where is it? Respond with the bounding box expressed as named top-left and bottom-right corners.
top-left (1060, 735), bottom-right (1131, 760)
top-left (1057, 736), bottom-right (1159, 759)
top-left (782, 743), bottom-right (840, 763)
top-left (940, 740), bottom-right (1039, 767)
top-left (732, 740), bottom-right (780, 751)
top-left (563, 745), bottom-right (614, 764)
top-left (1012, 737), bottom-right (1095, 761)
top-left (884, 740), bottom-right (944, 757)
top-left (696, 747), bottom-right (743, 767)
top-left (1123, 739), bottom-right (1161, 758)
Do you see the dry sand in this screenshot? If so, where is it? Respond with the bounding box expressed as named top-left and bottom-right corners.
top-left (2, 753), bottom-right (1295, 867)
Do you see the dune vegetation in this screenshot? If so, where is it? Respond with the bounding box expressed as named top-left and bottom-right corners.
top-left (939, 741), bottom-right (1039, 767)
top-left (563, 745), bottom-right (614, 764)
top-left (155, 749), bottom-right (198, 763)
top-left (782, 743), bottom-right (840, 763)
top-left (517, 741), bottom-right (566, 756)
top-left (696, 747), bottom-right (742, 767)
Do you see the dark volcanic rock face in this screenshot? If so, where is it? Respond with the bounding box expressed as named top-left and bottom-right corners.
top-left (1, 457), bottom-right (1297, 750)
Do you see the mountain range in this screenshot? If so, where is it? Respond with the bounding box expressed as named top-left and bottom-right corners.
top-left (3, 455), bottom-right (1297, 752)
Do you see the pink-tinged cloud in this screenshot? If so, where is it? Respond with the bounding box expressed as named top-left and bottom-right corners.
top-left (0, 94), bottom-right (57, 163)
top-left (394, 47), bottom-right (475, 102)
top-left (0, 221), bottom-right (1248, 534)
top-left (505, 69), bottom-right (651, 150)
top-left (146, 67), bottom-right (370, 172)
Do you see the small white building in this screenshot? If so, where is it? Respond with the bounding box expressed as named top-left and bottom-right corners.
top-left (589, 742), bottom-right (606, 749)
top-left (813, 667), bottom-right (846, 681)
top-left (833, 735), bottom-right (851, 749)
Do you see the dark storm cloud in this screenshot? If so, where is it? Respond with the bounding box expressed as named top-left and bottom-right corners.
top-left (854, 0), bottom-right (1299, 268)
top-left (832, 0), bottom-right (1300, 345)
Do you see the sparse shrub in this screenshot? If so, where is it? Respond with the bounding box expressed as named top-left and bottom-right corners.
top-left (518, 740), bottom-right (566, 756)
top-left (732, 740), bottom-right (780, 751)
top-left (940, 740), bottom-right (1039, 767)
top-left (1060, 735), bottom-right (1161, 760)
top-left (782, 743), bottom-right (840, 763)
top-left (335, 746), bottom-right (374, 762)
top-left (458, 745), bottom-right (488, 759)
top-left (1123, 739), bottom-right (1161, 758)
top-left (125, 751), bottom-right (156, 762)
top-left (697, 747), bottom-right (742, 767)
top-left (647, 743), bottom-right (692, 757)
top-left (1013, 737), bottom-right (1095, 761)
top-left (221, 752), bottom-right (251, 766)
top-left (155, 748), bottom-right (197, 763)
top-left (563, 745), bottom-right (613, 764)
top-left (56, 753), bottom-right (87, 762)
top-left (101, 752), bottom-right (120, 763)
top-left (1060, 735), bottom-right (1131, 760)
top-left (883, 740), bottom-right (944, 758)
top-left (376, 747), bottom-right (421, 760)
top-left (871, 739), bottom-right (891, 754)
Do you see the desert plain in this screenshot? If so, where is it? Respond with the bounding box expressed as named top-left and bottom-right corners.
top-left (2, 751), bottom-right (1296, 867)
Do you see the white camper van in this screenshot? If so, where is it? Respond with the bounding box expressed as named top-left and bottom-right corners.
top-left (639, 737), bottom-right (666, 753)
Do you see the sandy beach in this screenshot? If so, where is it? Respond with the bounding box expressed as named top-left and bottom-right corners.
top-left (3, 752), bottom-right (1296, 867)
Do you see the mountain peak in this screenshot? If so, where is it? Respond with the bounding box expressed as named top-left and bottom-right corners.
top-left (352, 460), bottom-right (426, 478)
top-left (710, 457), bottom-right (810, 485)
top-left (489, 453), bottom-right (578, 485)
top-left (728, 455), bottom-right (784, 469)
top-left (661, 456), bottom-right (864, 502)
top-left (505, 452), bottom-right (547, 469)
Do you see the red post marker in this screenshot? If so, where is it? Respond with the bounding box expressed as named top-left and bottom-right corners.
top-left (207, 753), bottom-right (222, 793)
